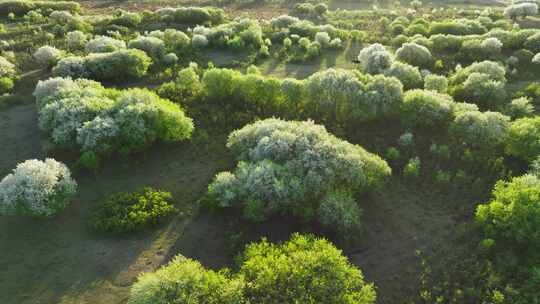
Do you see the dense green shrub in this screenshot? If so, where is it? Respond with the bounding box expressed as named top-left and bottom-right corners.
top-left (428, 34), bottom-right (463, 53)
top-left (524, 32), bottom-right (540, 53)
top-left (401, 89), bottom-right (454, 128)
top-left (504, 97), bottom-right (534, 119)
top-left (128, 255), bottom-right (244, 304)
top-left (34, 78), bottom-right (194, 157)
top-left (395, 42), bottom-right (432, 67)
top-left (305, 69), bottom-right (403, 123)
top-left (128, 234), bottom-right (376, 304)
top-left (357, 43), bottom-right (393, 74)
top-left (84, 49), bottom-right (151, 81)
top-left (506, 116), bottom-right (540, 161)
top-left (476, 174), bottom-right (540, 247)
top-left (237, 234), bottom-right (376, 303)
top-left (383, 61), bottom-right (423, 90)
top-left (207, 119), bottom-right (390, 232)
top-left (89, 187), bottom-right (175, 233)
top-left (127, 36), bottom-right (165, 60)
top-left (424, 74), bottom-right (448, 93)
top-left (85, 36), bottom-right (126, 53)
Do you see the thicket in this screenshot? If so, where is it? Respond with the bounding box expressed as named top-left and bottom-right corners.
top-left (206, 119), bottom-right (390, 233)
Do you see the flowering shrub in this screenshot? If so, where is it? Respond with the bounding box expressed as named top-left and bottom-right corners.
top-left (85, 36), bottom-right (126, 53)
top-left (481, 37), bottom-right (503, 55)
top-left (504, 97), bottom-right (534, 119)
top-left (52, 56), bottom-right (88, 78)
top-left (49, 10), bottom-right (74, 24)
top-left (358, 43), bottom-right (393, 74)
top-left (395, 42), bottom-right (433, 67)
top-left (66, 30), bottom-right (87, 50)
top-left (128, 234), bottom-right (376, 304)
top-left (89, 187), bottom-right (175, 233)
top-left (401, 89), bottom-right (455, 128)
top-left (506, 116), bottom-right (540, 161)
top-left (384, 61), bottom-right (423, 90)
top-left (424, 74), bottom-right (448, 93)
top-left (476, 174), bottom-right (540, 246)
top-left (128, 36), bottom-right (165, 60)
top-left (33, 45), bottom-right (63, 68)
top-left (534, 52), bottom-right (540, 63)
top-left (207, 119), bottom-right (390, 232)
top-left (0, 55), bottom-right (16, 94)
top-left (449, 110), bottom-right (510, 151)
top-left (191, 34), bottom-right (208, 48)
top-left (34, 77), bottom-right (194, 157)
top-left (0, 158), bottom-right (77, 218)
top-left (314, 31), bottom-right (330, 47)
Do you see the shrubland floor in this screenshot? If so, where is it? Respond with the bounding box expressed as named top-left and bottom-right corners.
top-left (0, 102), bottom-right (475, 304)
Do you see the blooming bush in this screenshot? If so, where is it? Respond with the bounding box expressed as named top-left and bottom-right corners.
top-left (506, 116), bottom-right (540, 161)
top-left (52, 56), bottom-right (88, 78)
top-left (395, 42), bottom-right (433, 67)
top-left (0, 158), bottom-right (77, 217)
top-left (504, 2), bottom-right (538, 20)
top-left (85, 36), bottom-right (126, 53)
top-left (533, 52), bottom-right (540, 63)
top-left (33, 45), bottom-right (63, 68)
top-left (314, 31), bottom-right (330, 47)
top-left (357, 43), bottom-right (393, 74)
top-left (207, 119), bottom-right (390, 232)
top-left (66, 30), bottom-right (87, 50)
top-left (401, 89), bottom-right (455, 128)
top-left (89, 187), bottom-right (175, 233)
top-left (0, 55), bottom-right (16, 94)
top-left (450, 110), bottom-right (510, 151)
top-left (476, 174), bottom-right (540, 247)
top-left (128, 234), bottom-right (376, 304)
top-left (191, 34), bottom-right (208, 48)
top-left (504, 97), bottom-right (534, 119)
top-left (34, 77), bottom-right (194, 158)
top-left (481, 37), bottom-right (503, 55)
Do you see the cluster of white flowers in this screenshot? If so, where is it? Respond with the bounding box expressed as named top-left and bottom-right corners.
top-left (0, 158), bottom-right (77, 217)
top-left (534, 52), bottom-right (540, 63)
top-left (191, 34), bottom-right (209, 48)
top-left (481, 37), bottom-right (503, 54)
top-left (49, 10), bottom-right (74, 24)
top-left (314, 31), bottom-right (330, 47)
top-left (450, 110), bottom-right (510, 150)
top-left (33, 45), bottom-right (63, 68)
top-left (66, 30), bottom-right (88, 50)
top-left (85, 36), bottom-right (126, 53)
top-left (395, 42), bottom-right (433, 67)
top-left (52, 56), bottom-right (88, 78)
top-left (209, 118), bottom-right (390, 231)
top-left (0, 56), bottom-right (15, 78)
top-left (128, 36), bottom-right (166, 59)
top-left (450, 60), bottom-right (506, 84)
top-left (358, 43), bottom-right (394, 74)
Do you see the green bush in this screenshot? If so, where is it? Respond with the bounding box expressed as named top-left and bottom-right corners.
top-left (84, 49), bottom-right (151, 81)
top-left (90, 187), bottom-right (175, 233)
top-left (401, 89), bottom-right (454, 129)
top-left (128, 234), bottom-right (376, 304)
top-left (128, 255), bottom-right (244, 304)
top-left (0, 0), bottom-right (80, 16)
top-left (476, 174), bottom-right (540, 247)
top-left (506, 116), bottom-right (540, 162)
top-left (403, 157), bottom-right (421, 178)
